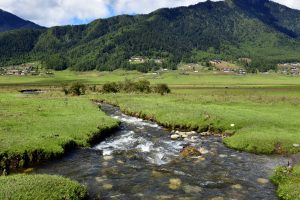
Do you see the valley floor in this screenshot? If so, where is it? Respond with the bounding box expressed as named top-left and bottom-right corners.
top-left (1, 70), bottom-right (300, 199)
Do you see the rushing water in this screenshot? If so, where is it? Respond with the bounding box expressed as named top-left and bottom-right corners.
top-left (33, 104), bottom-right (287, 200)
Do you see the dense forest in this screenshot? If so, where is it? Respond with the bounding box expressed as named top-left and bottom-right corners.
top-left (1, 0), bottom-right (300, 72)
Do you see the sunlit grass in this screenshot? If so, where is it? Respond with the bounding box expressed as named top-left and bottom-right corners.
top-left (0, 174), bottom-right (88, 200)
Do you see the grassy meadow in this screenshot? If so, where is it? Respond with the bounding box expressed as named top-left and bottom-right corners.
top-left (0, 174), bottom-right (88, 200)
top-left (1, 69), bottom-right (300, 199)
top-left (0, 90), bottom-right (119, 172)
top-left (96, 86), bottom-right (300, 155)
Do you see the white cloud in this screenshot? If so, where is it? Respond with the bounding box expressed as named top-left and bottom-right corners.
top-left (0, 0), bottom-right (111, 26)
top-left (0, 0), bottom-right (299, 27)
top-left (272, 0), bottom-right (300, 10)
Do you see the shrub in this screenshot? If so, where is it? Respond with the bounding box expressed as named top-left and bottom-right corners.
top-left (121, 79), bottom-right (137, 93)
top-left (101, 79), bottom-right (170, 95)
top-left (102, 82), bottom-right (120, 93)
top-left (153, 84), bottom-right (171, 95)
top-left (89, 85), bottom-right (97, 92)
top-left (135, 80), bottom-right (151, 93)
top-left (68, 82), bottom-right (86, 96)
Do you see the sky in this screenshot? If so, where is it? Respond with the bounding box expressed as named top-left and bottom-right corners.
top-left (0, 0), bottom-right (299, 27)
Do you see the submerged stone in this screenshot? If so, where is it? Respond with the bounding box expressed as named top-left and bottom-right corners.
top-left (169, 178), bottom-right (182, 190)
top-left (103, 183), bottom-right (113, 190)
top-left (211, 197), bottom-right (224, 200)
top-left (23, 168), bottom-right (34, 173)
top-left (180, 146), bottom-right (202, 158)
top-left (152, 170), bottom-right (163, 178)
top-left (231, 184), bottom-right (243, 189)
top-left (199, 147), bottom-right (209, 154)
top-left (103, 155), bottom-right (113, 161)
top-left (171, 134), bottom-right (180, 140)
top-left (257, 178), bottom-right (269, 184)
top-left (95, 176), bottom-right (107, 183)
top-left (117, 160), bottom-right (124, 164)
top-left (183, 184), bottom-right (203, 193)
top-left (155, 195), bottom-right (174, 199)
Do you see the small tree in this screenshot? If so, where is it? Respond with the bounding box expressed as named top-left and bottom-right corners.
top-left (68, 82), bottom-right (86, 96)
top-left (153, 84), bottom-right (171, 95)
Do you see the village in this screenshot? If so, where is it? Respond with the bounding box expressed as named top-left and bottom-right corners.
top-left (0, 63), bottom-right (54, 76)
top-left (278, 63), bottom-right (300, 76)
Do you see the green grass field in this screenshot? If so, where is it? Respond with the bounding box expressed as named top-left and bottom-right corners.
top-left (0, 174), bottom-right (88, 200)
top-left (1, 70), bottom-right (300, 199)
top-left (0, 91), bottom-right (119, 171)
top-left (96, 86), bottom-right (300, 155)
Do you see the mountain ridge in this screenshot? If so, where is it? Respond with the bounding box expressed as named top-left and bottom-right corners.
top-left (0, 9), bottom-right (43, 32)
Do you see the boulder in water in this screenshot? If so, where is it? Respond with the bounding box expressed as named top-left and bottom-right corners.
top-left (169, 178), bottom-right (182, 190)
top-left (199, 147), bottom-right (209, 154)
top-left (211, 197), bottom-right (224, 200)
top-left (180, 146), bottom-right (201, 158)
top-left (231, 184), bottom-right (242, 189)
top-left (257, 178), bottom-right (269, 184)
top-left (171, 134), bottom-right (180, 140)
top-left (183, 184), bottom-right (203, 193)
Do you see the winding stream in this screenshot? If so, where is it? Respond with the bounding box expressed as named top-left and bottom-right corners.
top-left (33, 104), bottom-right (287, 199)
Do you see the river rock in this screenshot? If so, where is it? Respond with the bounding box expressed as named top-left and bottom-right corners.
top-left (199, 147), bottom-right (209, 154)
top-left (183, 184), bottom-right (203, 193)
top-left (257, 178), bottom-right (269, 184)
top-left (103, 183), bottom-right (113, 190)
top-left (231, 184), bottom-right (242, 190)
top-left (180, 146), bottom-right (202, 157)
top-left (219, 154), bottom-right (228, 158)
top-left (23, 168), bottom-right (34, 173)
top-left (180, 133), bottom-right (188, 138)
top-left (155, 195), bottom-right (174, 199)
top-left (152, 170), bottom-right (163, 178)
top-left (95, 176), bottom-right (107, 183)
top-left (211, 197), bottom-right (224, 200)
top-left (200, 132), bottom-right (210, 136)
top-left (171, 134), bottom-right (180, 140)
top-left (169, 178), bottom-right (182, 190)
top-left (117, 160), bottom-right (124, 164)
top-left (103, 155), bottom-right (113, 161)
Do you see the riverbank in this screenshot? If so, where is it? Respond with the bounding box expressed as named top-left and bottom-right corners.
top-left (31, 103), bottom-right (286, 199)
top-left (95, 87), bottom-right (300, 155)
top-left (0, 92), bottom-right (119, 174)
top-left (95, 94), bottom-right (300, 200)
top-left (272, 166), bottom-right (300, 200)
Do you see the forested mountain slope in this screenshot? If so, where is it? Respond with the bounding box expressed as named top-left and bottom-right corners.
top-left (1, 0), bottom-right (300, 71)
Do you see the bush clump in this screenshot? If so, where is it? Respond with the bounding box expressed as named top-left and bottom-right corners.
top-left (101, 79), bottom-right (170, 95)
top-left (62, 82), bottom-right (87, 96)
top-left (153, 83), bottom-right (171, 95)
top-left (102, 82), bottom-right (120, 93)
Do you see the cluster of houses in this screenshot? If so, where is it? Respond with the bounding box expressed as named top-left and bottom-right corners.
top-left (0, 63), bottom-right (42, 76)
top-left (129, 56), bottom-right (163, 64)
top-left (210, 59), bottom-right (247, 75)
top-left (278, 63), bottom-right (300, 76)
top-left (1, 67), bottom-right (38, 76)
